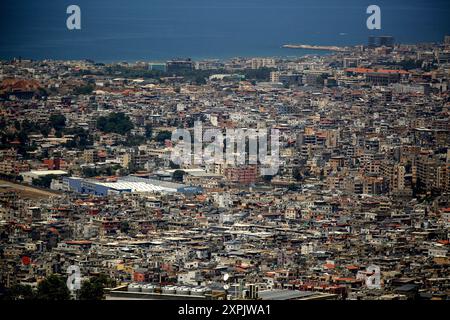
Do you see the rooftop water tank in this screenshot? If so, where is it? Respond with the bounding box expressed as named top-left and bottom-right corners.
top-left (162, 285), bottom-right (176, 294)
top-left (142, 284), bottom-right (155, 293)
top-left (127, 283), bottom-right (142, 292)
top-left (176, 286), bottom-right (191, 295)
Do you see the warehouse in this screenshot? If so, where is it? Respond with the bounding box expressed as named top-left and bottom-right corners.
top-left (20, 170), bottom-right (69, 184)
top-left (64, 176), bottom-right (202, 196)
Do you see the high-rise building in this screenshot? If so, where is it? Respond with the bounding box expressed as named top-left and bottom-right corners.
top-left (270, 71), bottom-right (280, 83)
top-left (250, 58), bottom-right (275, 69)
top-left (166, 58), bottom-right (194, 73)
top-left (83, 149), bottom-right (99, 164)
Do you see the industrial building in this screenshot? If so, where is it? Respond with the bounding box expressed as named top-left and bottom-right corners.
top-left (64, 175), bottom-right (202, 196)
top-left (20, 170), bottom-right (68, 184)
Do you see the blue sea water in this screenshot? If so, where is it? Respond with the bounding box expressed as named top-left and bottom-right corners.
top-left (0, 0), bottom-right (449, 62)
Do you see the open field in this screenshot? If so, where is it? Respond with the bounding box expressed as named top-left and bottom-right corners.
top-left (0, 179), bottom-right (61, 199)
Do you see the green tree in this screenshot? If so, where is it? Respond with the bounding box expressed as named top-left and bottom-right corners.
top-left (173, 170), bottom-right (185, 182)
top-left (64, 127), bottom-right (93, 150)
top-left (38, 87), bottom-right (48, 98)
top-left (169, 161), bottom-right (180, 169)
top-left (36, 275), bottom-right (71, 300)
top-left (120, 221), bottom-right (130, 234)
top-left (97, 112), bottom-right (134, 135)
top-left (241, 67), bottom-right (275, 81)
top-left (79, 275), bottom-right (116, 300)
top-left (82, 167), bottom-right (97, 178)
top-left (40, 126), bottom-right (51, 137)
top-left (123, 134), bottom-right (146, 147)
top-left (49, 114), bottom-right (66, 131)
top-left (2, 284), bottom-right (35, 300)
top-left (32, 174), bottom-right (58, 188)
top-left (78, 278), bottom-right (104, 300)
top-left (74, 84), bottom-right (95, 95)
top-left (292, 167), bottom-right (303, 181)
top-left (145, 124), bottom-right (153, 139)
top-left (195, 76), bottom-right (206, 85)
top-left (155, 130), bottom-right (172, 144)
top-left (319, 169), bottom-right (325, 180)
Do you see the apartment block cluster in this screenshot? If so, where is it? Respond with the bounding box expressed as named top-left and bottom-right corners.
top-left (0, 36), bottom-right (449, 300)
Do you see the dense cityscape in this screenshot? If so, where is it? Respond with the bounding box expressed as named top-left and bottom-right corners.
top-left (0, 35), bottom-right (449, 301)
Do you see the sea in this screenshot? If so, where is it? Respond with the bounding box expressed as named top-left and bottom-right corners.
top-left (0, 0), bottom-right (449, 63)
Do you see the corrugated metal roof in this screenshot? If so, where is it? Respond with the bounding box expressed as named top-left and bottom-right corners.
top-left (97, 181), bottom-right (175, 193)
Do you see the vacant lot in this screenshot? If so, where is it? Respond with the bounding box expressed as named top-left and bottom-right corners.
top-left (0, 179), bottom-right (61, 199)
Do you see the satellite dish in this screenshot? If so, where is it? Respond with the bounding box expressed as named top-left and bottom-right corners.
top-left (223, 273), bottom-right (229, 281)
top-left (223, 284), bottom-right (230, 290)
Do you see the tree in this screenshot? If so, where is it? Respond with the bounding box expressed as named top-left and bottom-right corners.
top-left (169, 161), bottom-right (180, 169)
top-left (79, 275), bottom-right (116, 300)
top-left (64, 127), bottom-right (93, 150)
top-left (155, 130), bottom-right (172, 144)
top-left (292, 167), bottom-right (303, 181)
top-left (145, 124), bottom-right (153, 139)
top-left (2, 284), bottom-right (35, 300)
top-left (82, 167), bottom-right (97, 178)
top-left (195, 76), bottom-right (206, 85)
top-left (49, 114), bottom-right (66, 131)
top-left (36, 275), bottom-right (71, 300)
top-left (173, 170), bottom-right (185, 182)
top-left (123, 134), bottom-right (146, 147)
top-left (32, 174), bottom-right (58, 188)
top-left (120, 221), bottom-right (130, 234)
top-left (74, 84), bottom-right (95, 95)
top-left (40, 126), bottom-right (51, 137)
top-left (37, 87), bottom-right (48, 98)
top-left (241, 67), bottom-right (275, 81)
top-left (319, 169), bottom-right (325, 180)
top-left (97, 112), bottom-right (134, 135)
top-left (78, 278), bottom-right (104, 300)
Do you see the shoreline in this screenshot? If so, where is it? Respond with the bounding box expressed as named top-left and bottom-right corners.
top-left (282, 44), bottom-right (349, 52)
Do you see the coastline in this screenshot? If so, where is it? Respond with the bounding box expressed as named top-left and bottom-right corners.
top-left (282, 44), bottom-right (349, 52)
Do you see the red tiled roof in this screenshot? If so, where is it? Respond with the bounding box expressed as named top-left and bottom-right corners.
top-left (346, 265), bottom-right (359, 270)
